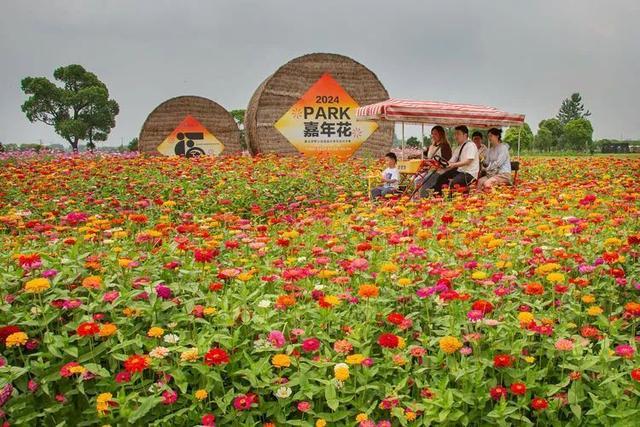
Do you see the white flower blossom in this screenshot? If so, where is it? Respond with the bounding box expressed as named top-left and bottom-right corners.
top-left (164, 333), bottom-right (180, 344)
top-left (275, 386), bottom-right (292, 399)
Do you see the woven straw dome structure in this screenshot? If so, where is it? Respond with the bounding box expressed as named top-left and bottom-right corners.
top-left (139, 96), bottom-right (241, 156)
top-left (245, 53), bottom-right (392, 158)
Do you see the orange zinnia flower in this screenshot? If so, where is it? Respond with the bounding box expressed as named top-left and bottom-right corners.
top-left (358, 284), bottom-right (379, 298)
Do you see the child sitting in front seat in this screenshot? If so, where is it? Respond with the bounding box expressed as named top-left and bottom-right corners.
top-left (370, 152), bottom-right (400, 199)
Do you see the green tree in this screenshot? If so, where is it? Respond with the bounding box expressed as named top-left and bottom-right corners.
top-left (127, 137), bottom-right (139, 152)
top-left (557, 92), bottom-right (590, 125)
top-left (534, 127), bottom-right (554, 152)
top-left (21, 64), bottom-right (119, 152)
top-left (230, 109), bottom-right (247, 150)
top-left (537, 118), bottom-right (564, 151)
top-left (504, 123), bottom-right (533, 152)
top-left (562, 118), bottom-right (593, 151)
top-left (405, 136), bottom-right (420, 148)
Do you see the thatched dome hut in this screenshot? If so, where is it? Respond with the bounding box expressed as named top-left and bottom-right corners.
top-left (139, 96), bottom-right (241, 156)
top-left (245, 53), bottom-right (392, 159)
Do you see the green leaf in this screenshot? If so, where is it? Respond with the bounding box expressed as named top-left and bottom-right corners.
top-left (325, 383), bottom-right (338, 411)
top-left (128, 396), bottom-right (162, 423)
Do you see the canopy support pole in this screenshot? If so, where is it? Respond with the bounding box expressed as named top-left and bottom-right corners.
top-left (421, 124), bottom-right (425, 159)
top-left (401, 122), bottom-right (405, 160)
top-left (517, 126), bottom-right (522, 158)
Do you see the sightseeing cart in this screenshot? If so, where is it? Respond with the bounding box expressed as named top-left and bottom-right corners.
top-left (357, 99), bottom-right (525, 199)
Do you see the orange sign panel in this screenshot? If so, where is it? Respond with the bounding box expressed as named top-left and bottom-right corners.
top-left (274, 73), bottom-right (378, 160)
top-left (157, 115), bottom-right (224, 157)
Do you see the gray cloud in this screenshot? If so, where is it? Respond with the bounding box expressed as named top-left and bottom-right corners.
top-left (1, 0), bottom-right (639, 146)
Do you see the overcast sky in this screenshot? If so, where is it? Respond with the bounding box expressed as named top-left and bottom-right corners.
top-left (1, 0), bottom-right (639, 146)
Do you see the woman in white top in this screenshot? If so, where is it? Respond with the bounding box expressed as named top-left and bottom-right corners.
top-left (478, 128), bottom-right (512, 191)
top-left (415, 126), bottom-right (452, 197)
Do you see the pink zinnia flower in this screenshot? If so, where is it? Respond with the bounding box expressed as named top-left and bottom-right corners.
top-left (555, 338), bottom-right (574, 352)
top-left (467, 310), bottom-right (484, 323)
top-left (268, 331), bottom-right (286, 348)
top-left (615, 344), bottom-right (635, 358)
top-left (162, 389), bottom-right (178, 405)
top-left (301, 338), bottom-right (321, 353)
top-left (103, 290), bottom-right (120, 303)
top-left (155, 284), bottom-right (172, 300)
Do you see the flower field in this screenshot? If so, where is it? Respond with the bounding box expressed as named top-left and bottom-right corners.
top-left (0, 153), bottom-right (639, 426)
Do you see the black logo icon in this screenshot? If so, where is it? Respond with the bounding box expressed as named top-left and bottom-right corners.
top-left (174, 132), bottom-right (206, 157)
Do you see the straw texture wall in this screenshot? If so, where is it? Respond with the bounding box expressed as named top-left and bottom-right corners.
top-left (245, 53), bottom-right (392, 158)
top-left (139, 96), bottom-right (241, 155)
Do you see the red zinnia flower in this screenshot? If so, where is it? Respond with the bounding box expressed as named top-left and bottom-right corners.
top-left (531, 397), bottom-right (548, 411)
top-left (162, 389), bottom-right (178, 405)
top-left (115, 371), bottom-right (131, 383)
top-left (490, 386), bottom-right (507, 401)
top-left (510, 382), bottom-right (527, 395)
top-left (631, 368), bottom-right (640, 382)
top-left (378, 333), bottom-right (399, 349)
top-left (301, 338), bottom-right (321, 353)
top-left (202, 414), bottom-right (216, 427)
top-left (233, 393), bottom-right (258, 411)
top-left (493, 354), bottom-right (514, 368)
top-left (124, 354), bottom-right (149, 373)
top-left (204, 348), bottom-right (230, 366)
top-left (386, 312), bottom-right (406, 325)
top-left (471, 300), bottom-right (494, 314)
top-left (194, 248), bottom-right (218, 263)
top-left (76, 322), bottom-right (100, 337)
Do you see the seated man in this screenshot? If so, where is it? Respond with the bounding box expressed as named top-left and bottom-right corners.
top-left (430, 125), bottom-right (479, 196)
top-left (478, 128), bottom-right (512, 191)
top-left (472, 131), bottom-right (488, 164)
top-left (370, 152), bottom-right (400, 199)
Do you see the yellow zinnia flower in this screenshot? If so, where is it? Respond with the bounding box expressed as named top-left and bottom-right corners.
top-left (345, 354), bottom-right (365, 365)
top-left (439, 336), bottom-right (462, 354)
top-left (587, 306), bottom-right (603, 316)
top-left (334, 363), bottom-right (350, 381)
top-left (546, 272), bottom-right (565, 284)
top-left (5, 332), bottom-right (28, 347)
top-left (180, 348), bottom-right (199, 362)
top-left (147, 327), bottom-right (164, 338)
top-left (271, 354), bottom-right (291, 368)
top-left (380, 262), bottom-right (398, 273)
top-left (194, 389), bottom-right (208, 401)
top-left (24, 277), bottom-right (51, 293)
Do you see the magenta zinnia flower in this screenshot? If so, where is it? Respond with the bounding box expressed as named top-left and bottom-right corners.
top-left (615, 344), bottom-right (635, 358)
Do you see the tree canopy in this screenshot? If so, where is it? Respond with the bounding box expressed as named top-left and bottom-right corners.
top-left (557, 92), bottom-right (590, 125)
top-left (21, 64), bottom-right (119, 152)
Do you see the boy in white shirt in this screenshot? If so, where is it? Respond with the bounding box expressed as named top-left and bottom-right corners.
top-left (432, 125), bottom-right (479, 197)
top-left (371, 152), bottom-right (400, 199)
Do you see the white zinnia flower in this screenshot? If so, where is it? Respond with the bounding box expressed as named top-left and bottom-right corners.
top-left (257, 299), bottom-right (271, 308)
top-left (274, 386), bottom-right (292, 399)
top-left (164, 333), bottom-right (180, 344)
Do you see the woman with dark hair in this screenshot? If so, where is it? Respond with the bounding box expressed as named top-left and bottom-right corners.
top-left (478, 128), bottom-right (512, 191)
top-left (415, 126), bottom-right (452, 197)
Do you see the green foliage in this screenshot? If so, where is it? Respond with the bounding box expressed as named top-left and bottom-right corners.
top-left (21, 64), bottom-right (119, 151)
top-left (405, 136), bottom-right (420, 148)
top-left (504, 123), bottom-right (533, 151)
top-left (127, 137), bottom-right (139, 152)
top-left (557, 93), bottom-right (591, 125)
top-left (534, 127), bottom-right (555, 152)
top-left (562, 118), bottom-right (594, 151)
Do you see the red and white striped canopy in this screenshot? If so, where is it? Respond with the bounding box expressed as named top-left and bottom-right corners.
top-left (356, 98), bottom-right (525, 128)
